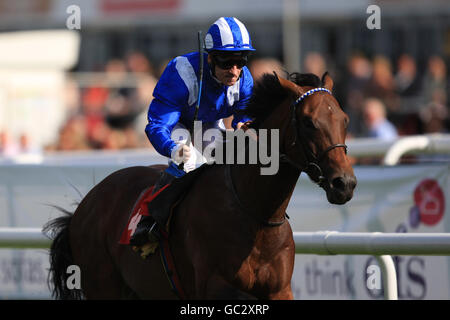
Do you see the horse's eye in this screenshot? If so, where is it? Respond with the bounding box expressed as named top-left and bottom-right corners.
top-left (302, 117), bottom-right (316, 130)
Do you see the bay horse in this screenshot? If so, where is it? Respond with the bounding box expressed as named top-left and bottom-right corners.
top-left (44, 72), bottom-right (356, 299)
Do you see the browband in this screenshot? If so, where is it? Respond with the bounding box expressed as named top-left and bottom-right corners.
top-left (295, 88), bottom-right (332, 105)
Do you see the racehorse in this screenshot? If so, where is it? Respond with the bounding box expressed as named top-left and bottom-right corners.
top-left (44, 72), bottom-right (356, 299)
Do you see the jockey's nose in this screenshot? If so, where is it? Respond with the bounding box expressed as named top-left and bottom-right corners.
top-left (229, 65), bottom-right (241, 74)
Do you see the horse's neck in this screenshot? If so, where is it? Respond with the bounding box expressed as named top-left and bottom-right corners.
top-left (229, 162), bottom-right (300, 222)
top-left (229, 98), bottom-right (300, 223)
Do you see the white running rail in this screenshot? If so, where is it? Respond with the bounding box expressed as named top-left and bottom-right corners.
top-left (0, 228), bottom-right (51, 249)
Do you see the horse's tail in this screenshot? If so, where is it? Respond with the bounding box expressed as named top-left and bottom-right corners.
top-left (43, 207), bottom-right (82, 300)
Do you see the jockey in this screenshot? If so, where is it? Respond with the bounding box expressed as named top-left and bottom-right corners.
top-left (130, 17), bottom-right (256, 246)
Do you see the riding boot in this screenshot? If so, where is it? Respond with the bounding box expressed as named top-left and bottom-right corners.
top-left (129, 170), bottom-right (175, 246)
top-left (152, 170), bottom-right (176, 195)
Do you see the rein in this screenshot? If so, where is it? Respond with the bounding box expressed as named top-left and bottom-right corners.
top-left (280, 87), bottom-right (348, 188)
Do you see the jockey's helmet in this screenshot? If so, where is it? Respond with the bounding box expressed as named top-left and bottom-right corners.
top-left (205, 17), bottom-right (256, 53)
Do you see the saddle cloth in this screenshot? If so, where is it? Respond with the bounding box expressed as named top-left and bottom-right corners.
top-left (119, 184), bottom-right (167, 245)
top-left (118, 182), bottom-right (187, 298)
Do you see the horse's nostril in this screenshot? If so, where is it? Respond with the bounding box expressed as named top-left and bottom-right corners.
top-left (332, 177), bottom-right (346, 191)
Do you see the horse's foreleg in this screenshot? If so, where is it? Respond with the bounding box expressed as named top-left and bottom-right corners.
top-left (202, 273), bottom-right (257, 300)
top-left (267, 285), bottom-right (294, 300)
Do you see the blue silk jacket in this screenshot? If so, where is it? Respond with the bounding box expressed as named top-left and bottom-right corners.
top-left (145, 51), bottom-right (253, 157)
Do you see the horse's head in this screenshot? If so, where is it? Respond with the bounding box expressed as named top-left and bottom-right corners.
top-left (277, 72), bottom-right (356, 204)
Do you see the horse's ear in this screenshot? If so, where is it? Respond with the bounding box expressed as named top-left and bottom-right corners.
top-left (275, 72), bottom-right (306, 97)
top-left (321, 72), bottom-right (334, 91)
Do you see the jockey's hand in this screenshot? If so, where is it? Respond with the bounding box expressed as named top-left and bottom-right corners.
top-left (237, 121), bottom-right (253, 131)
top-left (171, 144), bottom-right (191, 165)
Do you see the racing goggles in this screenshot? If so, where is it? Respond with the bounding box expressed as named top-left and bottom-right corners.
top-left (213, 55), bottom-right (248, 70)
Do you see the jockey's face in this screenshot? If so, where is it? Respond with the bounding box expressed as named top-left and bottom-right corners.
top-left (209, 52), bottom-right (248, 86)
top-left (215, 63), bottom-right (241, 86)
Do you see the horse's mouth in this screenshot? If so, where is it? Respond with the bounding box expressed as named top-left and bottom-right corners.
top-left (326, 188), bottom-right (353, 205)
top-left (322, 175), bottom-right (356, 205)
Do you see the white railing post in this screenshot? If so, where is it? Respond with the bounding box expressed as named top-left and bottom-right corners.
top-left (383, 136), bottom-right (430, 165)
top-left (375, 255), bottom-right (398, 300)
top-left (383, 134), bottom-right (450, 165)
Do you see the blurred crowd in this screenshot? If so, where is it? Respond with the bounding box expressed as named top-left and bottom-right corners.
top-left (44, 51), bottom-right (160, 152)
top-left (1, 50), bottom-right (449, 158)
top-left (337, 53), bottom-right (449, 139)
top-left (249, 52), bottom-right (450, 140)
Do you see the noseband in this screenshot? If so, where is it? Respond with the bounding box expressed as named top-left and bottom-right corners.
top-left (280, 87), bottom-right (348, 188)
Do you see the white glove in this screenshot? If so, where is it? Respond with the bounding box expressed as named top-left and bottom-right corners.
top-left (171, 144), bottom-right (191, 165)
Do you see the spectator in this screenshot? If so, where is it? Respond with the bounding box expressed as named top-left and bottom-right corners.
top-left (248, 57), bottom-right (285, 81)
top-left (102, 129), bottom-right (127, 150)
top-left (18, 133), bottom-right (41, 155)
top-left (419, 102), bottom-right (448, 134)
top-left (103, 58), bottom-right (138, 130)
top-left (81, 86), bottom-right (108, 148)
top-left (126, 51), bottom-right (155, 75)
top-left (423, 55), bottom-right (449, 108)
top-left (50, 116), bottom-right (90, 151)
top-left (393, 54), bottom-right (423, 135)
top-left (303, 52), bottom-right (327, 77)
top-left (395, 54), bottom-right (422, 98)
top-left (365, 55), bottom-right (400, 113)
top-left (126, 51), bottom-right (158, 147)
top-left (344, 53), bottom-right (373, 137)
top-left (362, 98), bottom-right (398, 140)
top-left (0, 130), bottom-right (19, 157)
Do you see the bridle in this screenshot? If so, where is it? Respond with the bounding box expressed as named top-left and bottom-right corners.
top-left (280, 87), bottom-right (348, 188)
top-left (225, 86), bottom-right (347, 227)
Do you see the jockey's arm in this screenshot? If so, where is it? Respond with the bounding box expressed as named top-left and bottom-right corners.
top-left (145, 56), bottom-right (191, 158)
top-left (145, 97), bottom-right (181, 158)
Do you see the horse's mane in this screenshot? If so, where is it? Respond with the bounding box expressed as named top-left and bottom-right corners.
top-left (242, 72), bottom-right (322, 128)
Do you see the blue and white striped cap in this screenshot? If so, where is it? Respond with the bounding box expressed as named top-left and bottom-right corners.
top-left (205, 17), bottom-right (256, 52)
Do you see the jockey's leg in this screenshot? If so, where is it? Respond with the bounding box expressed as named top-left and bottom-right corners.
top-left (130, 122), bottom-right (191, 246)
top-left (129, 165), bottom-right (180, 246)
